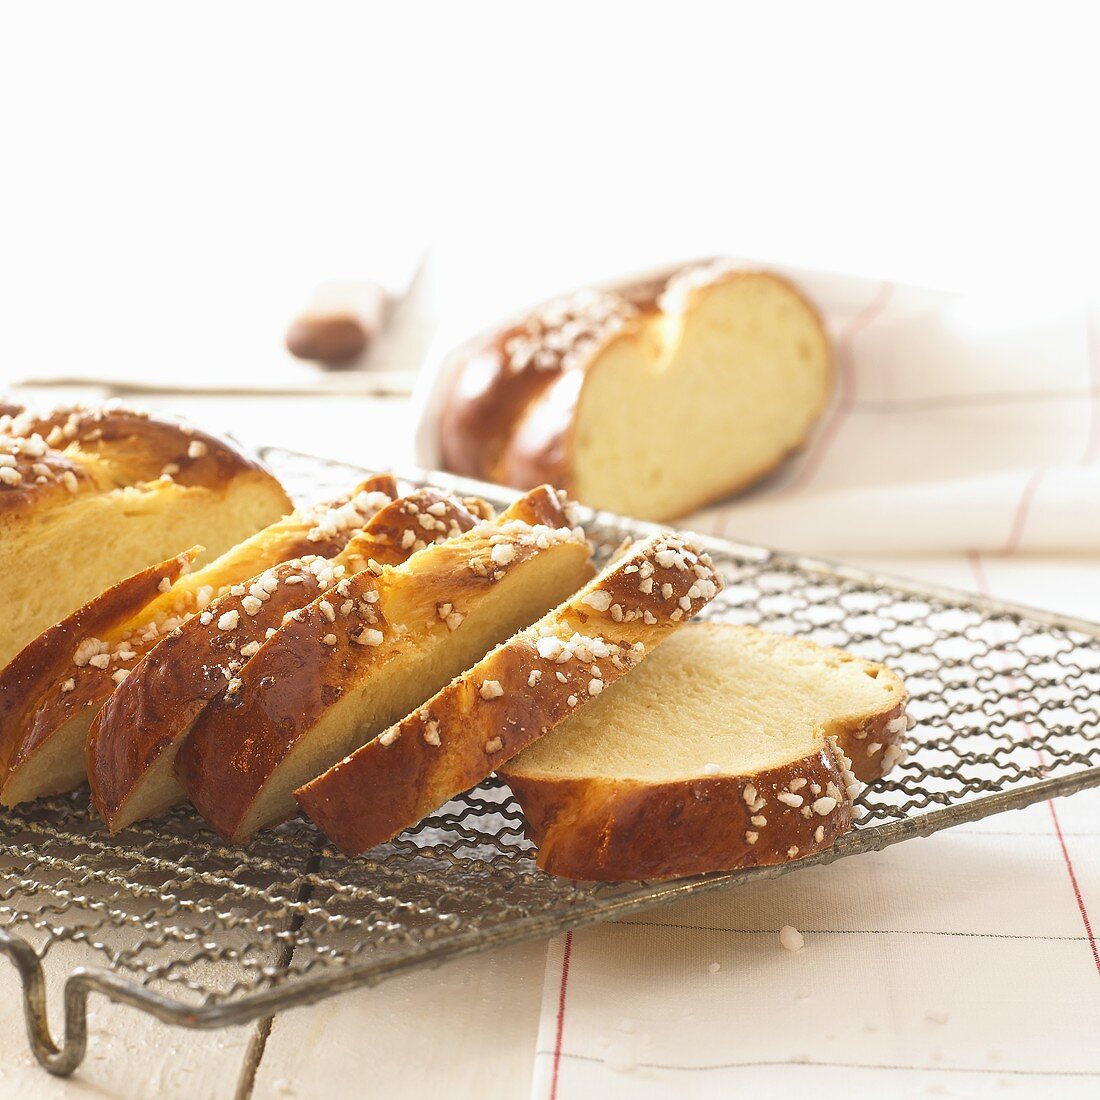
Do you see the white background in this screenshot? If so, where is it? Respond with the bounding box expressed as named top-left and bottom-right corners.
top-left (2, 1), bottom-right (1099, 387)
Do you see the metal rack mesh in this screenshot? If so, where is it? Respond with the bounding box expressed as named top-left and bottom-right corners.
top-left (3, 449), bottom-right (1100, 1075)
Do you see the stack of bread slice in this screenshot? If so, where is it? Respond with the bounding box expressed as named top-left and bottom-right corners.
top-left (87, 484), bottom-right (486, 831)
top-left (0, 474), bottom-right (398, 807)
top-left (0, 411), bottom-right (910, 880)
top-left (174, 484), bottom-right (595, 841)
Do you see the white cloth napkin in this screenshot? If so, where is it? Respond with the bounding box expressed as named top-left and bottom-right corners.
top-left (415, 260), bottom-right (1100, 1098)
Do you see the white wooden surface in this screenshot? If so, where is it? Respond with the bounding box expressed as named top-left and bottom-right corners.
top-left (0, 949), bottom-right (252, 1100)
top-left (250, 941), bottom-right (546, 1100)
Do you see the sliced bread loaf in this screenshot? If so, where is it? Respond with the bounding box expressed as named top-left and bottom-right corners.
top-left (175, 486), bottom-right (594, 842)
top-left (297, 533), bottom-right (722, 855)
top-left (499, 623), bottom-right (908, 881)
top-left (0, 476), bottom-right (397, 808)
top-left (87, 488), bottom-right (485, 832)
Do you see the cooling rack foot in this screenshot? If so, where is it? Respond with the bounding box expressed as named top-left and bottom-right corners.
top-left (0, 929), bottom-right (88, 1076)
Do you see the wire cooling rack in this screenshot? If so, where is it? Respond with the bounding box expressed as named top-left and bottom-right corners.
top-left (4, 448), bottom-right (1100, 1077)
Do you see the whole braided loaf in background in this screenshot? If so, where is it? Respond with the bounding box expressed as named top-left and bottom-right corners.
top-left (437, 259), bottom-right (833, 522)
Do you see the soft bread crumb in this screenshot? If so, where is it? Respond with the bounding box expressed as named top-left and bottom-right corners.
top-left (506, 624), bottom-right (905, 784)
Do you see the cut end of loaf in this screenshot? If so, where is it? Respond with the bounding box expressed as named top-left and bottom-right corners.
top-left (566, 270), bottom-right (832, 519)
top-left (0, 467), bottom-right (289, 668)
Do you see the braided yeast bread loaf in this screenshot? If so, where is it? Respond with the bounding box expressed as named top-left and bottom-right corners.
top-left (88, 487), bottom-right (486, 832)
top-left (438, 260), bottom-right (831, 521)
top-left (298, 533), bottom-right (722, 855)
top-left (500, 624), bottom-right (908, 881)
top-left (0, 404), bottom-right (291, 665)
top-left (176, 486), bottom-right (594, 841)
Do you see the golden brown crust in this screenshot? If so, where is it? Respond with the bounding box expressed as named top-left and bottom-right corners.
top-left (91, 488), bottom-right (483, 831)
top-left (437, 290), bottom-right (649, 482)
top-left (503, 746), bottom-right (855, 882)
top-left (0, 548), bottom-right (199, 805)
top-left (297, 533), bottom-right (722, 856)
top-left (0, 404), bottom-right (285, 514)
top-left (175, 488), bottom-right (534, 840)
top-left (833, 699), bottom-right (909, 783)
top-left (499, 369), bottom-right (584, 491)
top-left (437, 263), bottom-right (831, 517)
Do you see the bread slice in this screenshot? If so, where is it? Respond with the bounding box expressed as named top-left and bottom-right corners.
top-left (0, 404), bottom-right (292, 665)
top-left (143, 474), bottom-right (400, 604)
top-left (0, 476), bottom-right (397, 809)
top-left (87, 487), bottom-right (486, 832)
top-left (175, 486), bottom-right (594, 842)
top-left (498, 623), bottom-right (909, 881)
top-left (438, 261), bottom-right (832, 521)
top-left (298, 533), bottom-right (722, 855)
top-left (0, 548), bottom-right (200, 806)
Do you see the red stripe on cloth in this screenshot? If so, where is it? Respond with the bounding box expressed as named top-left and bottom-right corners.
top-left (1002, 469), bottom-right (1047, 554)
top-left (966, 551), bottom-right (1100, 977)
top-left (549, 932), bottom-right (574, 1100)
top-left (1047, 799), bottom-right (1100, 976)
top-left (780, 280), bottom-right (894, 496)
top-left (965, 549), bottom-right (990, 594)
